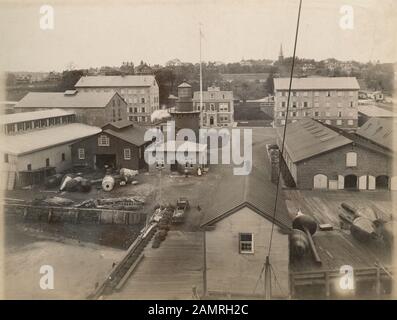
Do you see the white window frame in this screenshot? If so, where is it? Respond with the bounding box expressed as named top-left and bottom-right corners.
top-left (124, 148), bottom-right (131, 160)
top-left (78, 148), bottom-right (85, 160)
top-left (346, 152), bottom-right (357, 167)
top-left (239, 233), bottom-right (254, 254)
top-left (98, 135), bottom-right (110, 147)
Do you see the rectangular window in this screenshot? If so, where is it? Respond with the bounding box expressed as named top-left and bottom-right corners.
top-left (303, 91), bottom-right (308, 97)
top-left (336, 119), bottom-right (342, 126)
top-left (27, 164), bottom-right (32, 171)
top-left (348, 119), bottom-right (354, 126)
top-left (281, 101), bottom-right (286, 108)
top-left (326, 91), bottom-right (331, 97)
top-left (314, 111), bottom-right (320, 117)
top-left (45, 158), bottom-right (50, 167)
top-left (314, 91), bottom-right (319, 97)
top-left (141, 97), bottom-right (145, 104)
top-left (141, 107), bottom-right (146, 113)
top-left (281, 119), bottom-right (286, 125)
top-left (61, 153), bottom-right (65, 161)
top-left (338, 111), bottom-right (342, 117)
top-left (350, 101), bottom-right (354, 107)
top-left (346, 152), bottom-right (357, 167)
top-left (303, 101), bottom-right (308, 108)
top-left (78, 148), bottom-right (85, 160)
top-left (292, 102), bottom-right (297, 108)
top-left (239, 233), bottom-right (254, 254)
top-left (4, 153), bottom-right (9, 163)
top-left (98, 135), bottom-right (110, 146)
top-left (124, 148), bottom-right (131, 160)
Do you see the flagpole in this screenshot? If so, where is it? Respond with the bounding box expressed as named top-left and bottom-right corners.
top-left (199, 23), bottom-right (203, 127)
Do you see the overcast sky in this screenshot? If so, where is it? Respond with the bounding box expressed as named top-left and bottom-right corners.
top-left (0, 0), bottom-right (396, 72)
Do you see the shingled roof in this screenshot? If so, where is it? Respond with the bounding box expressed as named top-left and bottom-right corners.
top-left (274, 77), bottom-right (360, 91)
top-left (356, 117), bottom-right (396, 151)
top-left (277, 119), bottom-right (352, 163)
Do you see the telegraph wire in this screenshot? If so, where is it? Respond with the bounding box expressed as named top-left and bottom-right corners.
top-left (254, 0), bottom-right (303, 298)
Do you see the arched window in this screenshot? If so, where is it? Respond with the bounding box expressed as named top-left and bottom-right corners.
top-left (346, 152), bottom-right (357, 167)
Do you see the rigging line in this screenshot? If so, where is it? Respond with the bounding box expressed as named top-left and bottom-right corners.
top-left (267, 0), bottom-right (303, 258)
top-left (270, 263), bottom-right (286, 297)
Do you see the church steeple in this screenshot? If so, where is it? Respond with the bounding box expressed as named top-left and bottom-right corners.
top-left (278, 43), bottom-right (284, 62)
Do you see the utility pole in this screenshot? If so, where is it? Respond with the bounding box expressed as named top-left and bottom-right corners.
top-left (264, 256), bottom-right (272, 299)
top-left (199, 23), bottom-right (203, 127)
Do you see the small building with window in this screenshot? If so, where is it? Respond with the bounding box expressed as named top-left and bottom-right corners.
top-left (70, 120), bottom-right (150, 171)
top-left (200, 161), bottom-right (291, 298)
top-left (277, 118), bottom-right (394, 190)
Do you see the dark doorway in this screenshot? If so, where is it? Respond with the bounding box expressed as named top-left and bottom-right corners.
top-left (345, 175), bottom-right (358, 189)
top-left (376, 175), bottom-right (389, 189)
top-left (96, 154), bottom-right (116, 169)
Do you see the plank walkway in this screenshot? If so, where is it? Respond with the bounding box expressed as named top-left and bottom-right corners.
top-left (108, 231), bottom-right (204, 300)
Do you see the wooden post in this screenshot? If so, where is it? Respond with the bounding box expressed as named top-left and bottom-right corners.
top-left (325, 272), bottom-right (330, 298)
top-left (203, 230), bottom-right (207, 297)
top-left (376, 266), bottom-right (381, 296)
top-left (289, 273), bottom-right (295, 299)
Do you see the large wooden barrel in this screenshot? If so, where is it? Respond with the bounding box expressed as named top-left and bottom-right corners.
top-left (102, 175), bottom-right (115, 192)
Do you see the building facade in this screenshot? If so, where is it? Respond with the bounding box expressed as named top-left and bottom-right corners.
top-left (75, 75), bottom-right (160, 124)
top-left (14, 90), bottom-right (127, 127)
top-left (0, 110), bottom-right (101, 189)
top-left (273, 77), bottom-right (360, 129)
top-left (277, 119), bottom-right (395, 190)
top-left (192, 86), bottom-right (234, 127)
top-left (71, 120), bottom-right (150, 171)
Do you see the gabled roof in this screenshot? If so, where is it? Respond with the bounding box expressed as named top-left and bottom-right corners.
top-left (75, 75), bottom-right (157, 88)
top-left (277, 119), bottom-right (352, 163)
top-left (103, 125), bottom-right (148, 146)
top-left (103, 119), bottom-right (134, 130)
top-left (0, 109), bottom-right (75, 125)
top-left (200, 142), bottom-right (291, 230)
top-left (15, 91), bottom-right (121, 109)
top-left (356, 117), bottom-right (395, 151)
top-left (178, 82), bottom-right (192, 88)
top-left (0, 123), bottom-right (101, 155)
top-left (274, 77), bottom-right (360, 90)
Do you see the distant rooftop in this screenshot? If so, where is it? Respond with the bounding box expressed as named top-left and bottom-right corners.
top-left (0, 109), bottom-right (75, 125)
top-left (15, 91), bottom-right (120, 109)
top-left (75, 75), bottom-right (157, 88)
top-left (274, 77), bottom-right (360, 90)
top-left (358, 105), bottom-right (397, 118)
top-left (0, 123), bottom-right (101, 155)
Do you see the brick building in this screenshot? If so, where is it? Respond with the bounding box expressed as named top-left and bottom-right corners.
top-left (75, 75), bottom-right (159, 124)
top-left (192, 86), bottom-right (234, 127)
top-left (71, 120), bottom-right (150, 171)
top-left (14, 90), bottom-right (126, 127)
top-left (273, 77), bottom-right (360, 130)
top-left (277, 119), bottom-right (395, 190)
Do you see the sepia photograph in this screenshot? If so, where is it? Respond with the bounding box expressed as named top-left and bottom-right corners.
top-left (0, 0), bottom-right (396, 307)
